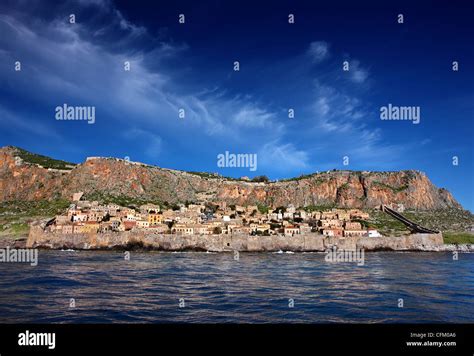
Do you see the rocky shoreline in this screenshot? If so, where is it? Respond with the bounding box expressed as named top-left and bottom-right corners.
top-left (0, 236), bottom-right (27, 249)
top-left (23, 225), bottom-right (474, 252)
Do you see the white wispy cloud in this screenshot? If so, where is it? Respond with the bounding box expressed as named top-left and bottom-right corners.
top-left (306, 74), bottom-right (406, 170)
top-left (258, 141), bottom-right (310, 173)
top-left (312, 79), bottom-right (368, 131)
top-left (123, 128), bottom-right (163, 159)
top-left (232, 106), bottom-right (276, 128)
top-left (0, 7), bottom-right (285, 142)
top-left (0, 0), bottom-right (401, 176)
top-left (307, 41), bottom-right (330, 63)
top-left (348, 59), bottom-right (369, 84)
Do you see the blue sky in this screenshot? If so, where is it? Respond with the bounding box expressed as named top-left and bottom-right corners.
top-left (0, 0), bottom-right (473, 210)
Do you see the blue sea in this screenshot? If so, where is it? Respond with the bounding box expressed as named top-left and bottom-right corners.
top-left (0, 251), bottom-right (472, 323)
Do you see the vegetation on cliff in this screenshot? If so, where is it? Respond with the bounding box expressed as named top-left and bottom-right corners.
top-left (371, 181), bottom-right (409, 193)
top-left (9, 146), bottom-right (76, 170)
top-left (0, 199), bottom-right (70, 239)
top-left (443, 232), bottom-right (474, 244)
top-left (83, 191), bottom-right (164, 209)
top-left (356, 208), bottom-right (474, 241)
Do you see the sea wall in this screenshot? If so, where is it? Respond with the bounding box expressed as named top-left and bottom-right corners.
top-left (27, 225), bottom-right (447, 252)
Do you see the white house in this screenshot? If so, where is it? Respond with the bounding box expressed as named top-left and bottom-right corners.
top-left (368, 229), bottom-right (381, 237)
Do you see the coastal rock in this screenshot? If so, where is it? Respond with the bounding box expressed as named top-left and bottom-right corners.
top-left (0, 146), bottom-right (462, 210)
top-left (437, 243), bottom-right (474, 252)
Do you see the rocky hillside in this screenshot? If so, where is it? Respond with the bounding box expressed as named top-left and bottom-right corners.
top-left (0, 146), bottom-right (463, 210)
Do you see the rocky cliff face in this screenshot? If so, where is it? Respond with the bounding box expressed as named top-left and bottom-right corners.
top-left (0, 146), bottom-right (462, 210)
